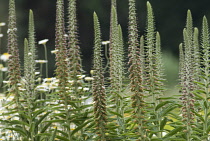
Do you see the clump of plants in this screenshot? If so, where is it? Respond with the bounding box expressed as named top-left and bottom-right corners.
top-left (0, 0), bottom-right (210, 141)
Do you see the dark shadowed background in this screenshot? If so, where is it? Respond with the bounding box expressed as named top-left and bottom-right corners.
top-left (0, 0), bottom-right (209, 82)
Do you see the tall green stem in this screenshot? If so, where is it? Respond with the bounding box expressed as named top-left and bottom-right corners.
top-left (43, 44), bottom-right (48, 78)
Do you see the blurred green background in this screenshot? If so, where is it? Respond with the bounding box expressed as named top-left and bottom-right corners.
top-left (0, 0), bottom-right (209, 87)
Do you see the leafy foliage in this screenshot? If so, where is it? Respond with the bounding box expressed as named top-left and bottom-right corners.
top-left (1, 0), bottom-right (210, 141)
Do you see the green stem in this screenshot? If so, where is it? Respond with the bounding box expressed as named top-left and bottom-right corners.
top-left (40, 63), bottom-right (43, 79)
top-left (43, 44), bottom-right (48, 78)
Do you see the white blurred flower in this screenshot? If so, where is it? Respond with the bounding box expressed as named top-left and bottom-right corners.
top-left (3, 81), bottom-right (10, 84)
top-left (43, 77), bottom-right (56, 82)
top-left (102, 41), bottom-right (110, 45)
top-left (1, 67), bottom-right (8, 72)
top-left (36, 85), bottom-right (48, 92)
top-left (38, 39), bottom-right (49, 45)
top-left (0, 22), bottom-right (6, 26)
top-left (35, 60), bottom-right (48, 63)
top-left (35, 72), bottom-right (40, 75)
top-left (0, 53), bottom-right (11, 62)
top-left (84, 77), bottom-right (94, 81)
top-left (19, 88), bottom-right (26, 91)
top-left (77, 75), bottom-right (85, 79)
top-left (83, 87), bottom-right (90, 91)
top-left (51, 49), bottom-right (58, 54)
top-left (78, 87), bottom-right (83, 90)
top-left (68, 80), bottom-right (74, 84)
top-left (0, 34), bottom-right (3, 37)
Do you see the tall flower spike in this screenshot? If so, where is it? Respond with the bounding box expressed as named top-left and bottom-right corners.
top-left (7, 0), bottom-right (21, 96)
top-left (55, 0), bottom-right (69, 91)
top-left (145, 1), bottom-right (156, 98)
top-left (192, 27), bottom-right (200, 89)
top-left (118, 24), bottom-right (125, 88)
top-left (24, 38), bottom-right (29, 77)
top-left (179, 43), bottom-right (185, 91)
top-left (139, 35), bottom-right (146, 89)
top-left (109, 6), bottom-right (120, 95)
top-left (67, 0), bottom-right (82, 94)
top-left (109, 0), bottom-right (117, 44)
top-left (180, 28), bottom-right (195, 141)
top-left (200, 16), bottom-right (210, 140)
top-left (185, 10), bottom-right (195, 90)
top-left (109, 5), bottom-right (126, 135)
top-left (55, 0), bottom-right (73, 140)
top-left (93, 12), bottom-right (107, 141)
top-left (155, 32), bottom-right (165, 96)
top-left (26, 10), bottom-right (37, 99)
top-left (128, 0), bottom-right (148, 140)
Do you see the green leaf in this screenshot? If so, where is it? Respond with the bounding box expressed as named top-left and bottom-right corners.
top-left (10, 120), bottom-right (29, 127)
top-left (40, 122), bottom-right (52, 133)
top-left (151, 138), bottom-right (163, 141)
top-left (55, 135), bottom-right (70, 141)
top-left (206, 124), bottom-right (210, 133)
top-left (29, 122), bottom-right (35, 133)
top-left (204, 101), bottom-right (208, 108)
top-left (162, 126), bottom-right (183, 140)
top-left (160, 117), bottom-right (168, 130)
top-left (35, 133), bottom-right (51, 137)
top-left (5, 127), bottom-right (27, 136)
top-left (57, 129), bottom-right (68, 137)
top-left (192, 110), bottom-right (204, 122)
top-left (157, 97), bottom-right (177, 100)
top-left (35, 112), bottom-right (50, 128)
top-left (155, 101), bottom-right (172, 111)
top-left (160, 104), bottom-right (178, 117)
top-left (107, 109), bottom-right (123, 118)
top-left (45, 119), bottom-right (65, 123)
top-left (71, 120), bottom-right (93, 136)
top-left (32, 109), bottom-right (46, 118)
top-left (49, 127), bottom-right (57, 141)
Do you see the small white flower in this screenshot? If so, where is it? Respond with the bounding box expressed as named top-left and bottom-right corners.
top-left (64, 34), bottom-right (68, 37)
top-left (51, 49), bottom-right (59, 54)
top-left (78, 87), bottom-right (83, 90)
top-left (83, 87), bottom-right (90, 91)
top-left (38, 39), bottom-right (49, 45)
top-left (3, 81), bottom-right (10, 84)
top-left (43, 77), bottom-right (56, 82)
top-left (35, 72), bottom-right (40, 75)
top-left (1, 67), bottom-right (8, 72)
top-left (19, 88), bottom-right (26, 91)
top-left (35, 60), bottom-right (48, 63)
top-left (84, 77), bottom-right (94, 81)
top-left (28, 52), bottom-right (32, 56)
top-left (0, 34), bottom-right (3, 37)
top-left (65, 58), bottom-right (69, 61)
top-left (68, 80), bottom-right (74, 84)
top-left (0, 22), bottom-right (6, 26)
top-left (0, 53), bottom-right (11, 62)
top-left (77, 75), bottom-right (85, 79)
top-left (102, 41), bottom-right (110, 45)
